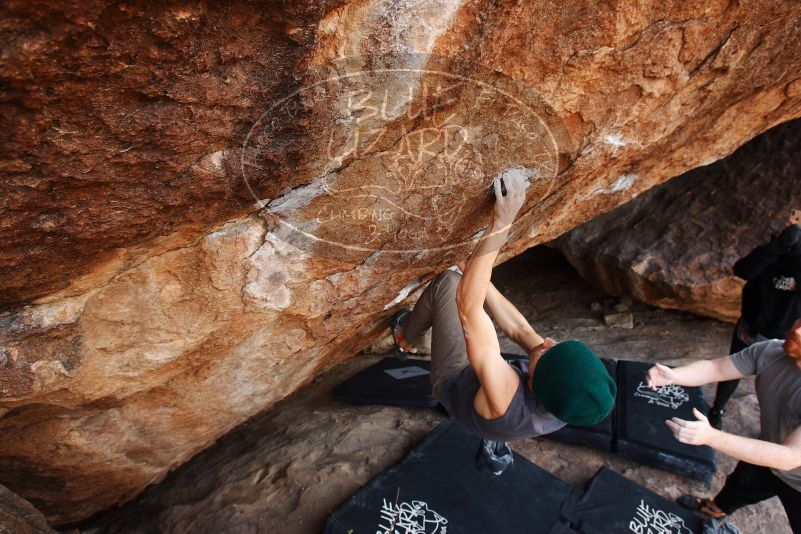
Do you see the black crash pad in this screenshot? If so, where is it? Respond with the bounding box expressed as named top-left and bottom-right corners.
top-left (558, 467), bottom-right (703, 534)
top-left (547, 358), bottom-right (618, 451)
top-left (616, 360), bottom-right (716, 481)
top-left (325, 421), bottom-right (572, 534)
top-left (332, 357), bottom-right (438, 408)
top-left (548, 521), bottom-right (580, 534)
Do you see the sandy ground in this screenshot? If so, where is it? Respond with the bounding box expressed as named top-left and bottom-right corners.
top-left (80, 247), bottom-right (791, 534)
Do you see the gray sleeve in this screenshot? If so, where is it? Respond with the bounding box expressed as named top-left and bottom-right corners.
top-left (729, 341), bottom-right (769, 376)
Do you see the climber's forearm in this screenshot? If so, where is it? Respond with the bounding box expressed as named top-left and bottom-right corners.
top-left (456, 220), bottom-right (510, 314)
top-left (484, 283), bottom-right (543, 353)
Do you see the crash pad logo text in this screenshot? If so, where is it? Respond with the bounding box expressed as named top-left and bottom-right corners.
top-left (377, 499), bottom-right (448, 534)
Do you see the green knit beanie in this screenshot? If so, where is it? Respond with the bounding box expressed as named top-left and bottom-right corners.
top-left (533, 339), bottom-right (616, 426)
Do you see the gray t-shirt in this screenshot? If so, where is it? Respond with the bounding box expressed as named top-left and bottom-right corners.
top-left (438, 358), bottom-right (566, 441)
top-left (731, 339), bottom-right (801, 491)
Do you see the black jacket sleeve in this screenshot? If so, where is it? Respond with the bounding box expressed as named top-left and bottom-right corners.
top-left (788, 254), bottom-right (801, 287)
top-left (733, 244), bottom-right (780, 281)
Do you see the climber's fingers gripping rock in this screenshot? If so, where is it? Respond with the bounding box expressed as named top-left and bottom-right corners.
top-left (493, 174), bottom-right (529, 228)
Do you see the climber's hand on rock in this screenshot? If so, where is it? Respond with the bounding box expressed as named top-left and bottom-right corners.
top-left (646, 362), bottom-right (677, 390)
top-left (493, 174), bottom-right (528, 228)
top-left (666, 408), bottom-right (714, 446)
top-left (788, 209), bottom-right (801, 227)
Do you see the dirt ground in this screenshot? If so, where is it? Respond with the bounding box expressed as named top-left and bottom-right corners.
top-left (80, 247), bottom-right (791, 534)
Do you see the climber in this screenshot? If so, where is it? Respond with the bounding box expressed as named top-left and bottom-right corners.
top-left (390, 173), bottom-right (616, 475)
top-left (708, 211), bottom-right (801, 430)
top-left (646, 317), bottom-right (801, 533)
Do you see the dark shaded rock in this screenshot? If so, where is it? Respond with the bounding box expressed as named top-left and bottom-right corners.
top-left (557, 119), bottom-right (801, 322)
top-left (0, 484), bottom-right (56, 534)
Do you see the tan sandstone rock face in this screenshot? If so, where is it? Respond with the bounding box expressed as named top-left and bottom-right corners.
top-left (2, 0), bottom-right (801, 524)
top-left (556, 118), bottom-right (801, 323)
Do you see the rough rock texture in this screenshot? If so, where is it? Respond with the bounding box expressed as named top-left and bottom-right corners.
top-left (2, 0), bottom-right (801, 524)
top-left (556, 118), bottom-right (801, 322)
top-left (0, 485), bottom-right (56, 534)
top-left (81, 249), bottom-right (789, 534)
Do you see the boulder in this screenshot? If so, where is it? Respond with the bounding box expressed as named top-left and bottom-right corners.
top-left (557, 118), bottom-right (801, 322)
top-left (0, 485), bottom-right (56, 534)
top-left (2, 0), bottom-right (801, 524)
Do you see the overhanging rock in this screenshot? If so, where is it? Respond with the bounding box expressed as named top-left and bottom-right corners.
top-left (2, 0), bottom-right (801, 524)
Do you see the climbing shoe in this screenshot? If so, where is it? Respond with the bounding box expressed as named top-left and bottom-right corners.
top-left (389, 307), bottom-right (412, 361)
top-left (678, 495), bottom-right (727, 520)
top-left (475, 438), bottom-right (514, 476)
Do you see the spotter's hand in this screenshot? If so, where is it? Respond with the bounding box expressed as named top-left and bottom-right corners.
top-left (645, 363), bottom-right (677, 390)
top-left (665, 408), bottom-right (715, 446)
top-left (493, 174), bottom-right (529, 227)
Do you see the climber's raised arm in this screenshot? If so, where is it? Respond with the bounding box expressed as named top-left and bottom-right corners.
top-left (484, 282), bottom-right (545, 356)
top-left (456, 175), bottom-right (528, 418)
